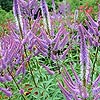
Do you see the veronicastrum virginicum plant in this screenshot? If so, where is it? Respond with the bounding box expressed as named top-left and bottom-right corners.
top-left (58, 4), bottom-right (100, 100)
top-left (1, 0), bottom-right (100, 100)
top-left (0, 0), bottom-right (40, 99)
top-left (0, 0), bottom-right (72, 99)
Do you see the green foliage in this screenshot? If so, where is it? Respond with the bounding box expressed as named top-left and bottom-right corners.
top-left (0, 8), bottom-right (13, 24)
top-left (0, 8), bottom-right (13, 36)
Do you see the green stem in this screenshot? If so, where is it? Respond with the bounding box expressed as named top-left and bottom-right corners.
top-left (16, 15), bottom-right (23, 39)
top-left (7, 69), bottom-right (26, 100)
top-left (24, 48), bottom-right (37, 87)
top-left (16, 14), bottom-right (37, 87)
top-left (56, 58), bottom-right (61, 74)
top-left (91, 47), bottom-right (99, 85)
top-left (28, 61), bottom-right (37, 87)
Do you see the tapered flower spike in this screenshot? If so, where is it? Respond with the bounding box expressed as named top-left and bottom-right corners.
top-left (70, 63), bottom-right (82, 85)
top-left (16, 62), bottom-right (25, 76)
top-left (92, 74), bottom-right (100, 87)
top-left (85, 20), bottom-right (96, 35)
top-left (13, 0), bottom-right (19, 16)
top-left (52, 25), bottom-right (65, 43)
top-left (79, 24), bottom-right (87, 84)
top-left (40, 0), bottom-right (51, 36)
top-left (4, 74), bottom-right (12, 82)
top-left (63, 67), bottom-right (74, 85)
top-left (0, 88), bottom-right (12, 97)
top-left (41, 64), bottom-right (55, 75)
top-left (0, 76), bottom-right (6, 83)
top-left (86, 12), bottom-right (98, 27)
top-left (36, 46), bottom-right (48, 56)
top-left (60, 45), bottom-right (71, 60)
top-left (78, 24), bottom-right (90, 85)
top-left (13, 0), bottom-right (23, 37)
top-left (58, 81), bottom-right (72, 100)
top-left (63, 76), bottom-right (79, 94)
top-left (59, 32), bottom-right (69, 50)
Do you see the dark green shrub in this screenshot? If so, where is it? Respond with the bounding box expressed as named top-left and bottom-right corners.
top-left (0, 0), bottom-right (13, 12)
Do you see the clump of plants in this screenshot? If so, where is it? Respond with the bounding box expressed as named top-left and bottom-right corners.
top-left (0, 0), bottom-right (100, 100)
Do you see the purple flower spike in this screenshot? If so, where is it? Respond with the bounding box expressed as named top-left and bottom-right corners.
top-left (41, 0), bottom-right (51, 34)
top-left (0, 76), bottom-right (6, 83)
top-left (4, 74), bottom-right (12, 82)
top-left (41, 64), bottom-right (55, 75)
top-left (78, 24), bottom-right (90, 84)
top-left (86, 12), bottom-right (98, 28)
top-left (13, 0), bottom-right (19, 15)
top-left (63, 67), bottom-right (74, 85)
top-left (58, 81), bottom-right (72, 100)
top-left (16, 62), bottom-right (25, 76)
top-left (1, 59), bottom-right (6, 69)
top-left (59, 33), bottom-right (69, 50)
top-left (58, 66), bottom-right (89, 100)
top-left (92, 74), bottom-right (100, 87)
top-left (60, 45), bottom-right (71, 60)
top-left (70, 63), bottom-right (82, 85)
top-left (0, 87), bottom-right (12, 97)
top-left (85, 20), bottom-right (96, 35)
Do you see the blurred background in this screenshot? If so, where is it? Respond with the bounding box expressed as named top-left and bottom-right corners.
top-left (0, 0), bottom-right (100, 32)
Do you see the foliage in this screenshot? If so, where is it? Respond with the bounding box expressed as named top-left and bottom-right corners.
top-left (0, 8), bottom-right (14, 37)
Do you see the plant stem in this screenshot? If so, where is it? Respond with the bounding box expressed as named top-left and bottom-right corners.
top-left (56, 59), bottom-right (61, 74)
top-left (24, 48), bottom-right (37, 87)
top-left (91, 47), bottom-right (99, 85)
top-left (17, 14), bottom-right (37, 87)
top-left (16, 15), bottom-right (23, 39)
top-left (7, 69), bottom-right (26, 100)
top-left (28, 61), bottom-right (37, 87)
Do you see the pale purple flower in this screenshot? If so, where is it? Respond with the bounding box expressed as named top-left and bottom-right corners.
top-left (0, 87), bottom-right (12, 97)
top-left (0, 76), bottom-right (6, 83)
top-left (41, 64), bottom-right (55, 75)
top-left (4, 74), bottom-right (12, 82)
top-left (60, 45), bottom-right (71, 60)
top-left (19, 88), bottom-right (24, 94)
top-left (58, 66), bottom-right (89, 100)
top-left (58, 81), bottom-right (73, 100)
top-left (16, 62), bottom-right (26, 76)
top-left (13, 0), bottom-right (19, 15)
top-left (86, 12), bottom-right (99, 28)
top-left (40, 0), bottom-right (51, 34)
top-left (78, 24), bottom-right (90, 84)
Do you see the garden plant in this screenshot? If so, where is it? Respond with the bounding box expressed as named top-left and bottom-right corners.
top-left (0, 0), bottom-right (100, 100)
